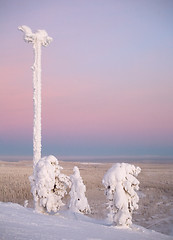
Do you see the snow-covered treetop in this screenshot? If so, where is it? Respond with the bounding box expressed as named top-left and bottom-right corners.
top-left (102, 162), bottom-right (141, 190)
top-left (72, 166), bottom-right (81, 178)
top-left (18, 25), bottom-right (52, 46)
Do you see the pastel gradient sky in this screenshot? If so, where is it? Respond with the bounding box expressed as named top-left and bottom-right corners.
top-left (0, 0), bottom-right (173, 158)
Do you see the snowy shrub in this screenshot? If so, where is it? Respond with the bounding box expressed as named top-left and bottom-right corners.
top-left (102, 163), bottom-right (141, 227)
top-left (69, 166), bottom-right (90, 214)
top-left (30, 155), bottom-right (71, 213)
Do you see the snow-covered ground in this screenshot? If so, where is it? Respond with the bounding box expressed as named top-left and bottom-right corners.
top-left (0, 202), bottom-right (172, 240)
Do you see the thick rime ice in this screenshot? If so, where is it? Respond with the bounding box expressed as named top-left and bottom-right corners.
top-left (102, 163), bottom-right (141, 227)
top-left (29, 155), bottom-right (71, 213)
top-left (18, 25), bottom-right (52, 166)
top-left (69, 166), bottom-right (90, 214)
top-left (18, 25), bottom-right (52, 46)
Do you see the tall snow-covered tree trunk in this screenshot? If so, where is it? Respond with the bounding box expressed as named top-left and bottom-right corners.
top-left (18, 26), bottom-right (52, 167)
top-left (19, 26), bottom-right (52, 212)
top-left (32, 39), bottom-right (42, 166)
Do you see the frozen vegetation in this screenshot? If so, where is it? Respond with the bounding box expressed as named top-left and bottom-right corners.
top-left (18, 25), bottom-right (52, 166)
top-left (102, 163), bottom-right (141, 227)
top-left (69, 166), bottom-right (90, 214)
top-left (30, 159), bottom-right (141, 227)
top-left (30, 155), bottom-right (71, 213)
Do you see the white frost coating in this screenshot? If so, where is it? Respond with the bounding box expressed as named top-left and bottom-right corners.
top-left (18, 25), bottom-right (52, 167)
top-left (102, 163), bottom-right (141, 227)
top-left (29, 155), bottom-right (71, 213)
top-left (69, 166), bottom-right (90, 214)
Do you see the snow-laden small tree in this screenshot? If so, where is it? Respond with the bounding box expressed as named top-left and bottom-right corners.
top-left (102, 163), bottom-right (141, 227)
top-left (30, 155), bottom-right (71, 213)
top-left (69, 166), bottom-right (90, 214)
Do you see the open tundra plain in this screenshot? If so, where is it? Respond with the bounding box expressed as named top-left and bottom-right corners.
top-left (0, 160), bottom-right (173, 236)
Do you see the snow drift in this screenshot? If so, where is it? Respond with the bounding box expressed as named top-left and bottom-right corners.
top-left (0, 202), bottom-right (172, 240)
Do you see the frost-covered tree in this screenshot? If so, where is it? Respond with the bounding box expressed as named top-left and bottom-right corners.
top-left (102, 163), bottom-right (141, 227)
top-left (30, 155), bottom-right (71, 213)
top-left (69, 166), bottom-right (90, 214)
top-left (18, 25), bottom-right (52, 167)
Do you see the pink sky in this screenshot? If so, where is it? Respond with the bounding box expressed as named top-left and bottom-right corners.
top-left (0, 0), bottom-right (173, 158)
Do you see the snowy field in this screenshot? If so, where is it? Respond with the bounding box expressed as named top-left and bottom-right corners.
top-left (0, 160), bottom-right (173, 239)
top-left (0, 201), bottom-right (172, 240)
